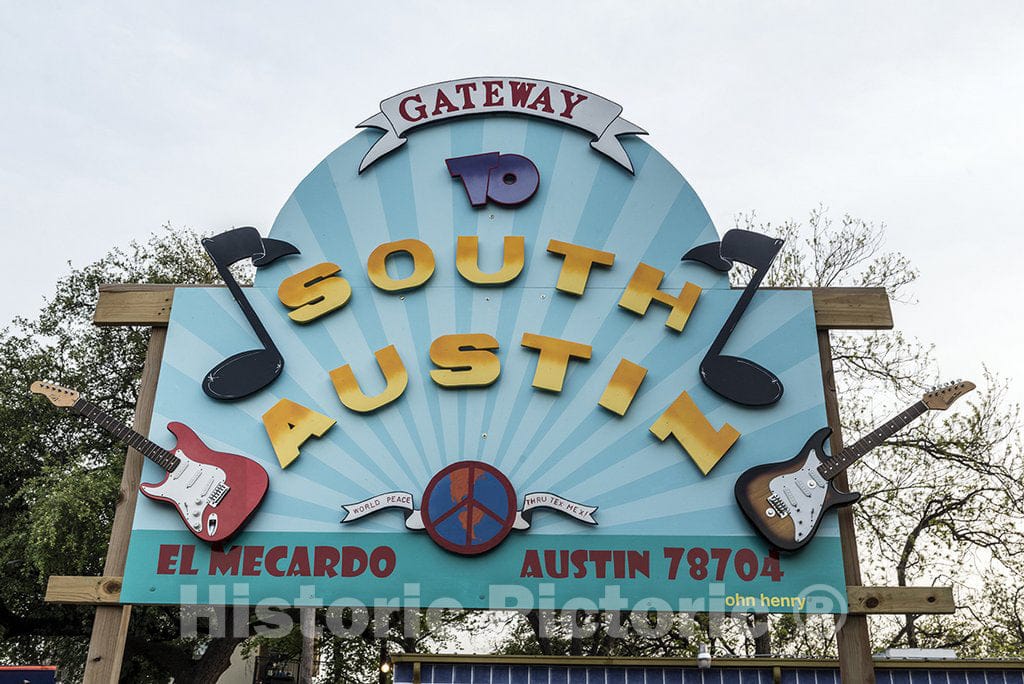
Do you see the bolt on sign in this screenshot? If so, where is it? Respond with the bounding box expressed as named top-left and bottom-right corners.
top-left (121, 77), bottom-right (847, 614)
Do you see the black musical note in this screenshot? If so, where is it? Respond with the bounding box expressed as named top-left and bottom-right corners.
top-left (682, 229), bottom-right (785, 407)
top-left (201, 227), bottom-right (300, 401)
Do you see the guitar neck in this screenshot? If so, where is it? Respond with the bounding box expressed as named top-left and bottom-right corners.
top-left (818, 401), bottom-right (929, 479)
top-left (73, 399), bottom-right (180, 471)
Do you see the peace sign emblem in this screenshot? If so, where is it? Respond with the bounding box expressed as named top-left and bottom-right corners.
top-left (421, 461), bottom-right (518, 555)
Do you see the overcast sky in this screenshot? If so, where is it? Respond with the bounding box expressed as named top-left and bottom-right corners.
top-left (1, 1), bottom-right (1022, 408)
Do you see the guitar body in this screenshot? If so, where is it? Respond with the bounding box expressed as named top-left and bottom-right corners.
top-left (734, 427), bottom-right (861, 551)
top-left (139, 422), bottom-right (269, 543)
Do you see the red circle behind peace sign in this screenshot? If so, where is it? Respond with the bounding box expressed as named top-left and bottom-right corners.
top-left (421, 461), bottom-right (517, 556)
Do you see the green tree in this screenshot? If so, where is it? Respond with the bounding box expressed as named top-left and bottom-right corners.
top-left (736, 209), bottom-right (1022, 658)
top-left (0, 226), bottom-right (233, 681)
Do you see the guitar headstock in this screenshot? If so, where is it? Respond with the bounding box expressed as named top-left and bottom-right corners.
top-left (922, 379), bottom-right (976, 410)
top-left (30, 381), bottom-right (81, 408)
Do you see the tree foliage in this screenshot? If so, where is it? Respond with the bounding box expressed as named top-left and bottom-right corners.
top-left (0, 226), bottom-right (470, 681)
top-left (0, 226), bottom-right (223, 681)
top-left (722, 208), bottom-right (1021, 657)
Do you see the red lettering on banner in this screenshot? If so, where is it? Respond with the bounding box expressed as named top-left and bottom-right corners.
top-left (589, 550), bottom-right (612, 577)
top-left (613, 549), bottom-right (625, 578)
top-left (519, 548), bottom-right (652, 579)
top-left (560, 89), bottom-right (588, 119)
top-left (179, 544), bottom-right (199, 575)
top-left (527, 87), bottom-right (555, 114)
top-left (371, 546), bottom-right (397, 577)
top-left (432, 89), bottom-right (458, 116)
top-left (157, 544), bottom-right (179, 575)
top-left (242, 546), bottom-right (265, 576)
top-left (544, 550), bottom-right (569, 578)
top-left (399, 94), bottom-right (428, 122)
top-left (454, 82), bottom-right (477, 109)
top-left (663, 547), bottom-right (783, 582)
top-left (194, 545), bottom-right (397, 577)
top-left (343, 546), bottom-right (367, 577)
top-left (314, 546), bottom-right (340, 578)
top-left (265, 546), bottom-right (288, 577)
top-left (520, 549), bottom-right (542, 578)
top-left (509, 81), bottom-right (537, 107)
top-left (483, 80), bottom-right (505, 107)
top-left (571, 549), bottom-right (588, 577)
top-left (627, 550), bottom-right (650, 578)
top-left (209, 546), bottom-right (242, 575)
top-left (287, 547), bottom-right (311, 576)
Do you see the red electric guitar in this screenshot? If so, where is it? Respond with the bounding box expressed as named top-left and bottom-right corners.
top-left (31, 381), bottom-right (269, 543)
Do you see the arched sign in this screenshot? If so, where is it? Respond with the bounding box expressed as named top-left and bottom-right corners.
top-left (121, 78), bottom-right (846, 614)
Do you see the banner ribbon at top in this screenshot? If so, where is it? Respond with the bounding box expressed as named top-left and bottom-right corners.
top-left (357, 77), bottom-right (647, 173)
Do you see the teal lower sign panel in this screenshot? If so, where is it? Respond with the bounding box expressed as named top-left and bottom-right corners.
top-left (122, 531), bottom-right (846, 613)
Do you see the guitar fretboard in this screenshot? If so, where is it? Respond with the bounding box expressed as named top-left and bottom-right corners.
top-left (818, 401), bottom-right (928, 479)
top-left (73, 399), bottom-right (180, 471)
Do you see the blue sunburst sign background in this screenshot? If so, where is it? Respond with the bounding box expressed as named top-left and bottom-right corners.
top-left (122, 111), bottom-right (846, 613)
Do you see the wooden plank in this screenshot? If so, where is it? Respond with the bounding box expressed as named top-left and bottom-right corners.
top-left (93, 284), bottom-right (173, 327)
top-left (83, 327), bottom-right (166, 684)
top-left (50, 574), bottom-right (947, 615)
top-left (93, 283), bottom-right (893, 330)
top-left (810, 287), bottom-right (892, 330)
top-left (846, 586), bottom-right (955, 615)
top-left (45, 576), bottom-right (122, 605)
top-left (818, 330), bottom-right (875, 684)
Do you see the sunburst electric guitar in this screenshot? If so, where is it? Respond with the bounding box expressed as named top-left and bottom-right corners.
top-left (734, 380), bottom-right (975, 552)
top-left (31, 381), bottom-right (269, 543)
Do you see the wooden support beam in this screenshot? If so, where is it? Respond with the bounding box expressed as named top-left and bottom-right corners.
top-left (846, 586), bottom-right (955, 615)
top-left (46, 576), bottom-right (122, 605)
top-left (818, 330), bottom-right (874, 684)
top-left (808, 287), bottom-right (892, 330)
top-left (83, 327), bottom-right (166, 684)
top-left (93, 283), bottom-right (893, 330)
top-left (93, 284), bottom-right (174, 327)
top-left (49, 574), bottom-right (951, 615)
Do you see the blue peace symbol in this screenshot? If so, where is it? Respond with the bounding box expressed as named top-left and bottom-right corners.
top-left (421, 460), bottom-right (517, 555)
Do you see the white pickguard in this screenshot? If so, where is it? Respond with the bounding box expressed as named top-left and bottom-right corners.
top-left (766, 448), bottom-right (830, 543)
top-left (140, 450), bottom-right (229, 537)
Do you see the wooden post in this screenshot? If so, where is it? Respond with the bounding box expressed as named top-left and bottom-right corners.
top-left (817, 330), bottom-right (875, 684)
top-left (83, 327), bottom-right (166, 683)
top-left (299, 607), bottom-right (316, 683)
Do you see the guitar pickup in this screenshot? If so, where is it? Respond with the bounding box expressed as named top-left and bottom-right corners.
top-left (171, 460), bottom-right (191, 480)
top-left (783, 486), bottom-right (798, 507)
